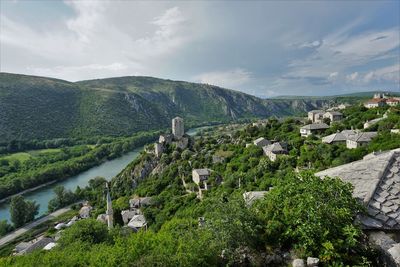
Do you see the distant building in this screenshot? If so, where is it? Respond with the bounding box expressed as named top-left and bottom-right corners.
top-left (364, 117), bottom-right (384, 129)
top-left (338, 103), bottom-right (350, 110)
top-left (243, 191), bottom-right (268, 206)
top-left (253, 137), bottom-right (270, 147)
top-left (322, 130), bottom-right (358, 144)
top-left (346, 132), bottom-right (377, 149)
top-left (129, 197), bottom-right (153, 210)
top-left (192, 169), bottom-right (211, 191)
top-left (105, 182), bottom-right (113, 229)
top-left (391, 129), bottom-right (400, 134)
top-left (172, 117), bottom-right (184, 139)
top-left (159, 134), bottom-right (173, 144)
top-left (15, 236), bottom-right (54, 255)
top-left (262, 142), bottom-right (288, 162)
top-left (300, 123), bottom-right (329, 137)
top-left (323, 111), bottom-right (343, 122)
top-left (176, 137), bottom-right (189, 149)
top-left (386, 98), bottom-right (400, 106)
top-left (154, 142), bottom-right (163, 157)
top-left (121, 210), bottom-right (137, 225)
top-left (308, 110), bottom-right (324, 123)
top-left (79, 203), bottom-right (92, 219)
top-left (127, 215), bottom-right (147, 232)
top-left (364, 98), bottom-right (386, 109)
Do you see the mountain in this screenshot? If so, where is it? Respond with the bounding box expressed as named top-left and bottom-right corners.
top-left (271, 90), bottom-right (400, 99)
top-left (0, 72), bottom-right (336, 143)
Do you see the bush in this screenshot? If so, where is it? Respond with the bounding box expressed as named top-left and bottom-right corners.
top-left (253, 172), bottom-right (365, 263)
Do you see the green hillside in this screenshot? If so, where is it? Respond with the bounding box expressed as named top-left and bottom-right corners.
top-left (0, 73), bottom-right (340, 143)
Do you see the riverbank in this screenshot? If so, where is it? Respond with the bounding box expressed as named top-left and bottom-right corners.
top-left (0, 180), bottom-right (58, 205)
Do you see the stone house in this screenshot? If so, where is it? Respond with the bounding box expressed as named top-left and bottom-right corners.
top-left (192, 169), bottom-right (211, 190)
top-left (127, 215), bottom-right (147, 232)
top-left (121, 210), bottom-right (138, 225)
top-left (322, 130), bottom-right (358, 144)
top-left (154, 142), bottom-right (164, 157)
top-left (172, 117), bottom-right (184, 140)
top-left (307, 110), bottom-right (325, 123)
top-left (316, 149), bottom-right (400, 265)
top-left (323, 111), bottom-right (343, 122)
top-left (129, 197), bottom-right (153, 210)
top-left (262, 142), bottom-right (288, 162)
top-left (159, 134), bottom-right (173, 144)
top-left (346, 132), bottom-right (377, 149)
top-left (15, 236), bottom-right (54, 255)
top-left (243, 191), bottom-right (268, 206)
top-left (176, 137), bottom-right (189, 149)
top-left (253, 137), bottom-right (270, 147)
top-left (364, 117), bottom-right (384, 129)
top-left (300, 123), bottom-right (329, 137)
top-left (79, 203), bottom-right (92, 219)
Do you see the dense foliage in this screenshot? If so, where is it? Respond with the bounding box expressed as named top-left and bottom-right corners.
top-left (0, 131), bottom-right (159, 199)
top-left (9, 196), bottom-right (39, 228)
top-left (253, 173), bottom-right (366, 263)
top-left (1, 103), bottom-right (398, 266)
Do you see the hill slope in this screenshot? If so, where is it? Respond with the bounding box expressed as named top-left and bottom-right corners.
top-left (0, 73), bottom-right (333, 142)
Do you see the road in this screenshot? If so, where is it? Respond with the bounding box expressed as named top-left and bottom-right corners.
top-left (0, 206), bottom-right (72, 248)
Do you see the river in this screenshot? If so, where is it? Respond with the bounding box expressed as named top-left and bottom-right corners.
top-left (0, 126), bottom-right (210, 223)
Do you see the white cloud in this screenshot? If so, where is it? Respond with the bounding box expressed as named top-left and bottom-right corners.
top-left (0, 3), bottom-right (190, 81)
top-left (346, 72), bottom-right (359, 81)
top-left (194, 68), bottom-right (252, 89)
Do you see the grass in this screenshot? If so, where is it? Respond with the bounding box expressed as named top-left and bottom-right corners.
top-left (1, 153), bottom-right (31, 162)
top-left (27, 148), bottom-right (61, 156)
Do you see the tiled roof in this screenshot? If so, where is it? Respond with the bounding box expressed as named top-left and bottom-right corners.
top-left (365, 98), bottom-right (386, 103)
top-left (316, 149), bottom-right (400, 230)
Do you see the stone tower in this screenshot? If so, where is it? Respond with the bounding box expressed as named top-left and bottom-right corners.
top-left (172, 117), bottom-right (184, 139)
top-left (105, 182), bottom-right (113, 229)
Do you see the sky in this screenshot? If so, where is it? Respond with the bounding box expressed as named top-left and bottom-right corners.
top-left (0, 0), bottom-right (399, 97)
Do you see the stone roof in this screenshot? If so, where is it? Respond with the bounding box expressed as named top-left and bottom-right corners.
top-left (262, 142), bottom-right (286, 153)
top-left (16, 237), bottom-right (54, 255)
top-left (243, 191), bottom-right (268, 206)
top-left (129, 197), bottom-right (153, 208)
top-left (308, 110), bottom-right (324, 114)
top-left (301, 123), bottom-right (329, 130)
top-left (127, 215), bottom-right (147, 229)
top-left (322, 130), bottom-right (358, 144)
top-left (253, 137), bottom-right (270, 145)
top-left (325, 111), bottom-right (343, 116)
top-left (316, 149), bottom-right (400, 230)
top-left (347, 132), bottom-right (377, 142)
top-left (192, 168), bottom-right (211, 176)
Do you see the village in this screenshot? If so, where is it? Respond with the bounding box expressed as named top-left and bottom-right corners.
top-left (5, 94), bottom-right (400, 266)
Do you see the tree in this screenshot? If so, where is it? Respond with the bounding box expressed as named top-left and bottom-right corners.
top-left (0, 220), bottom-right (13, 237)
top-left (253, 172), bottom-right (365, 263)
top-left (9, 195), bottom-right (39, 227)
top-left (59, 219), bottom-right (110, 246)
top-left (48, 185), bottom-right (77, 212)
